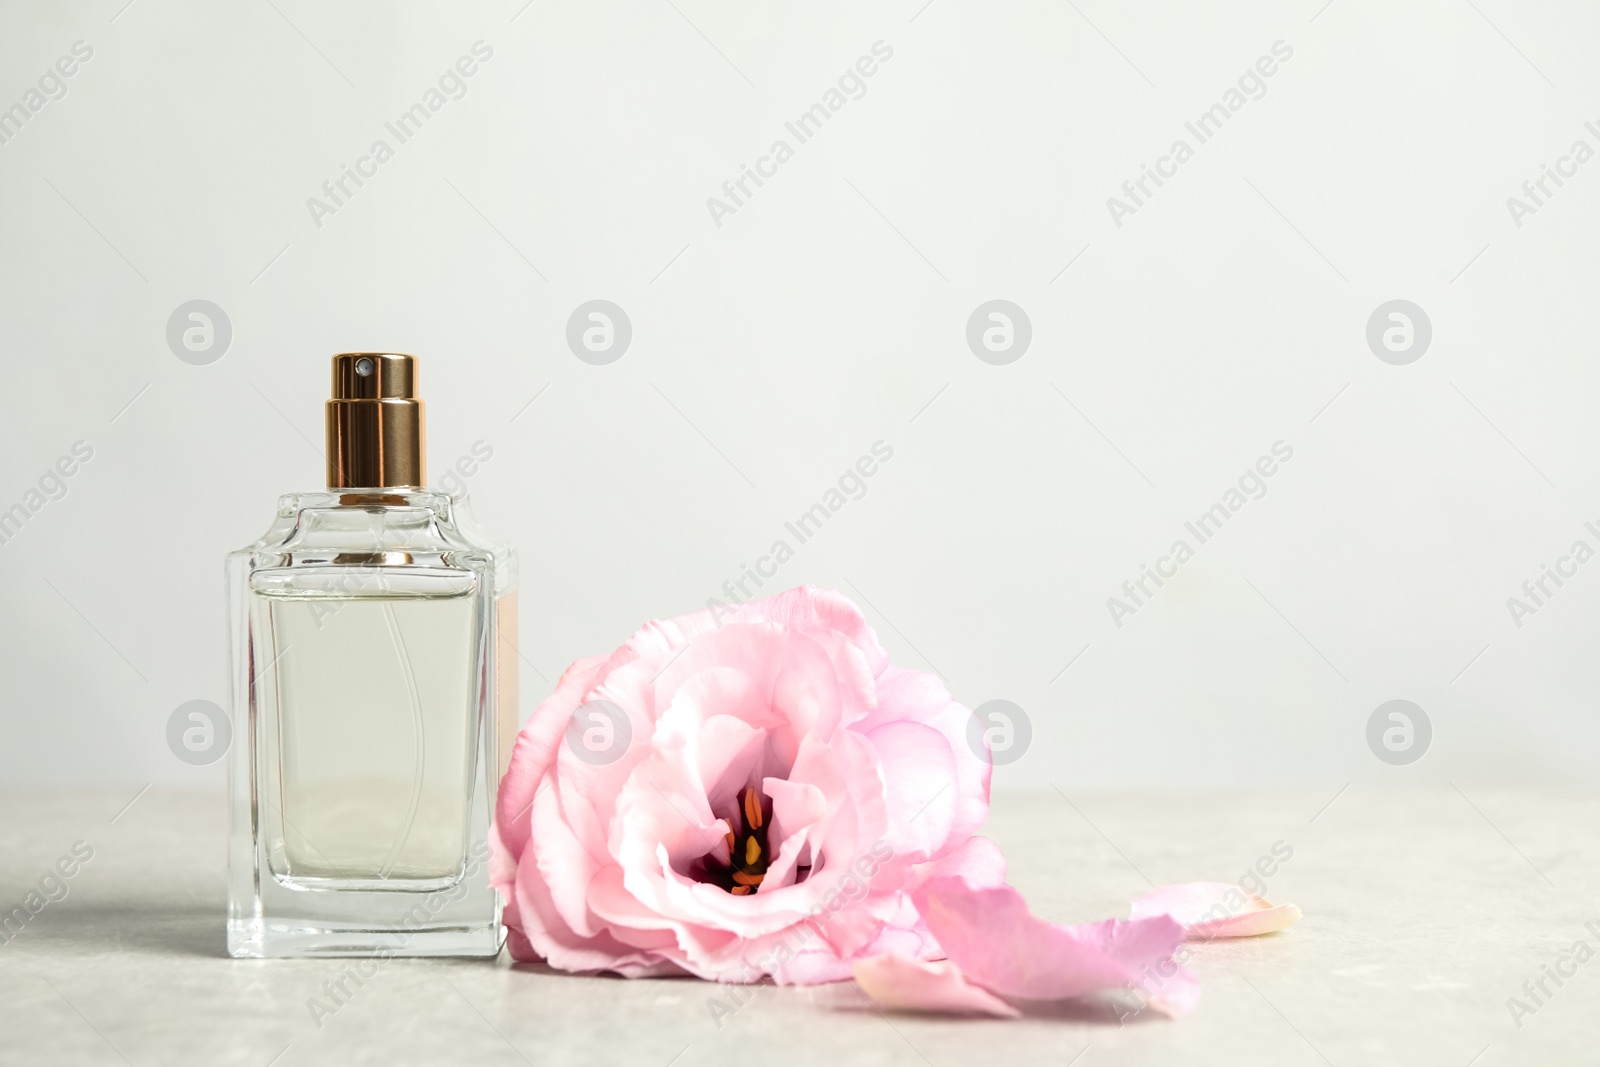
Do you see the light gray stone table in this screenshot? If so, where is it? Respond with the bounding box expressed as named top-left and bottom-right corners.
top-left (1, 788), bottom-right (1594, 1066)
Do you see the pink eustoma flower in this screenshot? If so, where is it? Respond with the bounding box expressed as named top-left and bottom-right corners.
top-left (494, 585), bottom-right (1300, 1016)
top-left (491, 586), bottom-right (996, 983)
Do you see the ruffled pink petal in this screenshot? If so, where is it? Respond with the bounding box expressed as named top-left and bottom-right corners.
top-left (1069, 916), bottom-right (1201, 1017)
top-left (495, 655), bottom-right (607, 859)
top-left (768, 898), bottom-right (931, 986)
top-left (912, 877), bottom-right (1196, 1014)
top-left (854, 954), bottom-right (1021, 1018)
top-left (510, 836), bottom-right (676, 975)
top-left (869, 720), bottom-right (958, 862)
top-left (1130, 882), bottom-right (1302, 940)
top-left (860, 668), bottom-right (990, 858)
top-left (529, 781), bottom-right (605, 937)
top-left (912, 835), bottom-right (1007, 890)
top-left (585, 863), bottom-right (747, 978)
top-left (762, 776), bottom-right (826, 889)
top-left (650, 623), bottom-right (854, 757)
top-left (693, 716), bottom-right (768, 835)
top-left (733, 585), bottom-right (890, 679)
top-left (550, 663), bottom-right (670, 853)
top-left (769, 949), bottom-right (857, 986)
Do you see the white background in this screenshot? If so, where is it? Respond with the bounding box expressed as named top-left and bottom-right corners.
top-left (2, 0), bottom-right (1596, 790)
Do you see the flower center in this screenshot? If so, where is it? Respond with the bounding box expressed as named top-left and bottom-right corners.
top-left (691, 786), bottom-right (796, 896)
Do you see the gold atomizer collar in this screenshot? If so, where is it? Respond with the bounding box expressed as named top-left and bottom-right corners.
top-left (326, 353), bottom-right (426, 489)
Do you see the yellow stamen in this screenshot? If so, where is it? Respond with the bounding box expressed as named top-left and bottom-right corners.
top-left (743, 789), bottom-right (763, 830)
top-left (724, 831), bottom-right (735, 853)
top-left (745, 836), bottom-right (761, 866)
top-left (732, 870), bottom-right (764, 887)
top-left (730, 885), bottom-right (752, 896)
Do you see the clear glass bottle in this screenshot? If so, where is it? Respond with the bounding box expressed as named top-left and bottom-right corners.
top-left (227, 353), bottom-right (515, 958)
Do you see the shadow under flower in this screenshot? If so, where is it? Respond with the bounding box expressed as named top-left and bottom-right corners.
top-left (817, 977), bottom-right (1167, 1026)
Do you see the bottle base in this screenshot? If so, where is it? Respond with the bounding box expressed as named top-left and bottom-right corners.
top-left (227, 918), bottom-right (504, 959)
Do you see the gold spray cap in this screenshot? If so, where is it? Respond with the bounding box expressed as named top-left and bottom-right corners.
top-left (325, 353), bottom-right (426, 489)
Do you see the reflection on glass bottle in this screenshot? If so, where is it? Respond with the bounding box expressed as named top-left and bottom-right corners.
top-left (227, 354), bottom-right (515, 958)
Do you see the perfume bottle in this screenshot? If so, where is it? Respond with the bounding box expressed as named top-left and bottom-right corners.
top-left (227, 353), bottom-right (516, 958)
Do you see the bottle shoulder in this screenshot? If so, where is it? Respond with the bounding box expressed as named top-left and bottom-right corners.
top-left (232, 488), bottom-right (515, 595)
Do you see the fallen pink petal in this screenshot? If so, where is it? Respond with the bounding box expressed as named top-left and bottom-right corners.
top-left (1130, 882), bottom-right (1303, 940)
top-left (853, 954), bottom-right (1020, 1018)
top-left (908, 876), bottom-right (1200, 1017)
